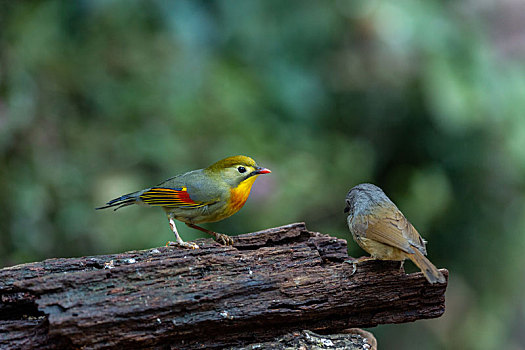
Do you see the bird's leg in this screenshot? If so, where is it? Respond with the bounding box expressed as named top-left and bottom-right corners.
top-left (344, 256), bottom-right (375, 275)
top-left (185, 223), bottom-right (234, 246)
top-left (399, 260), bottom-right (405, 273)
top-left (166, 217), bottom-right (199, 249)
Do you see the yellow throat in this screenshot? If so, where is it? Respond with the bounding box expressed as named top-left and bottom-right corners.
top-left (228, 175), bottom-right (259, 213)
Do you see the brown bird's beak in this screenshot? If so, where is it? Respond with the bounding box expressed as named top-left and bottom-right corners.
top-left (255, 167), bottom-right (271, 174)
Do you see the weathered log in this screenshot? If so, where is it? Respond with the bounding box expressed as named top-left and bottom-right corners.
top-left (0, 222), bottom-right (447, 349)
top-left (231, 329), bottom-right (377, 350)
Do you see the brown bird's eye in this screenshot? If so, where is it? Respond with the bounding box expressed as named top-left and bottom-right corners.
top-left (237, 166), bottom-right (246, 173)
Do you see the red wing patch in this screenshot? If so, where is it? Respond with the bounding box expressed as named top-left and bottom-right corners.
top-left (139, 187), bottom-right (208, 208)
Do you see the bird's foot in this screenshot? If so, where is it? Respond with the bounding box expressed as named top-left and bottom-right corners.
top-left (166, 241), bottom-right (200, 249)
top-left (344, 256), bottom-right (374, 275)
top-left (344, 258), bottom-right (359, 275)
top-left (185, 223), bottom-right (234, 246)
top-left (213, 233), bottom-right (234, 246)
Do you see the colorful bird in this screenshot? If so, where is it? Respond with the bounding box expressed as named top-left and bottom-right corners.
top-left (96, 155), bottom-right (271, 249)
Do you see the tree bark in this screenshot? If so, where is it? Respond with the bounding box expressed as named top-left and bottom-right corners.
top-left (0, 222), bottom-right (447, 349)
top-left (231, 329), bottom-right (377, 350)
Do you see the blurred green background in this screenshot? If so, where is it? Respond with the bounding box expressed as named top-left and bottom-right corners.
top-left (1, 1), bottom-right (525, 349)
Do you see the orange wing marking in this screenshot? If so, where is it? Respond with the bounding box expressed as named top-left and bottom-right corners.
top-left (139, 187), bottom-right (208, 208)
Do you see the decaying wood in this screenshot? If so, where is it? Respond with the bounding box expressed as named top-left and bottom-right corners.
top-left (231, 329), bottom-right (377, 350)
top-left (0, 223), bottom-right (448, 349)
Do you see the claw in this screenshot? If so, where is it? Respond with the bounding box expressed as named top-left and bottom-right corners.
top-left (185, 223), bottom-right (234, 246)
top-left (216, 233), bottom-right (234, 246)
top-left (344, 259), bottom-right (358, 275)
top-left (166, 241), bottom-right (200, 249)
top-left (344, 256), bottom-right (374, 275)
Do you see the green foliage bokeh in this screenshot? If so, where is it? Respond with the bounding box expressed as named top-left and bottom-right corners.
top-left (1, 1), bottom-right (525, 349)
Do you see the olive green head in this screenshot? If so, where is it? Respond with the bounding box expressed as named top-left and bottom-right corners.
top-left (205, 155), bottom-right (271, 188)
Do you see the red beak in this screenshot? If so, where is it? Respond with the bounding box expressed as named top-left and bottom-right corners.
top-left (256, 167), bottom-right (271, 174)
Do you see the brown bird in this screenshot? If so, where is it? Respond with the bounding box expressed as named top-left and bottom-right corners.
top-left (344, 183), bottom-right (445, 284)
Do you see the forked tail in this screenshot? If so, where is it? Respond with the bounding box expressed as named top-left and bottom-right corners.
top-left (96, 193), bottom-right (137, 211)
top-left (409, 248), bottom-right (446, 284)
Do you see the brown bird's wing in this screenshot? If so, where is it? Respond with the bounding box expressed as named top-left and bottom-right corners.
top-left (364, 204), bottom-right (426, 255)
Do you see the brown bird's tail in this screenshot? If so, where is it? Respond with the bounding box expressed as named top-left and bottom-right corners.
top-left (408, 248), bottom-right (446, 284)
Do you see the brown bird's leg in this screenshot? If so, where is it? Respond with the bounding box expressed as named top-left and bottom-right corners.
top-left (185, 223), bottom-right (234, 246)
top-left (166, 217), bottom-right (199, 249)
top-left (344, 256), bottom-right (375, 275)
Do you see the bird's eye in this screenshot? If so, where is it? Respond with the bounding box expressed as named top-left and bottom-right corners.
top-left (237, 166), bottom-right (246, 173)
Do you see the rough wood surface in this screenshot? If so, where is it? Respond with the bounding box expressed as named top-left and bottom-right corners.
top-left (0, 222), bottom-right (448, 349)
top-left (231, 329), bottom-right (377, 350)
